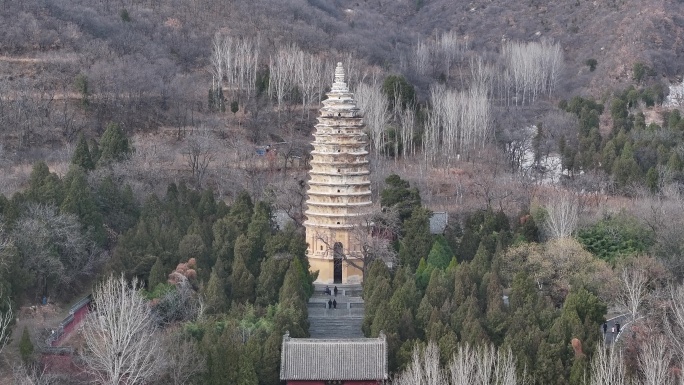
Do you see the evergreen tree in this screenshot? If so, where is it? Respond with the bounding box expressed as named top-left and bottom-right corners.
top-left (426, 235), bottom-right (453, 269)
top-left (205, 258), bottom-right (228, 313)
top-left (19, 326), bottom-right (33, 364)
top-left (255, 257), bottom-right (289, 307)
top-left (380, 174), bottom-right (421, 221)
top-left (61, 166), bottom-right (106, 245)
top-left (230, 255), bottom-right (255, 304)
top-left (229, 192), bottom-right (254, 233)
top-left (398, 207), bottom-right (433, 270)
top-left (96, 177), bottom-right (139, 233)
top-left (72, 134), bottom-right (95, 170)
top-left (237, 353), bottom-right (258, 385)
top-left (212, 216), bottom-right (238, 266)
top-left (26, 161), bottom-right (64, 206)
top-left (259, 332), bottom-right (281, 385)
top-left (98, 123), bottom-right (132, 166)
top-left (148, 257), bottom-right (167, 289)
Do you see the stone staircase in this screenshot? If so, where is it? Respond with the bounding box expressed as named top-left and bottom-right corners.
top-left (308, 283), bottom-right (365, 338)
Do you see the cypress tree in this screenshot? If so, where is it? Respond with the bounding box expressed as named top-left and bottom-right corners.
top-left (19, 326), bottom-right (33, 364)
top-left (426, 235), bottom-right (453, 269)
top-left (148, 257), bottom-right (167, 289)
top-left (61, 166), bottom-right (106, 245)
top-left (230, 256), bottom-right (255, 304)
top-left (398, 207), bottom-right (433, 271)
top-left (72, 134), bottom-right (95, 170)
top-left (98, 123), bottom-right (132, 166)
top-left (205, 258), bottom-right (228, 313)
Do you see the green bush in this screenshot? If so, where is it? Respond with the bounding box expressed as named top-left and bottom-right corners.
top-left (577, 213), bottom-right (654, 263)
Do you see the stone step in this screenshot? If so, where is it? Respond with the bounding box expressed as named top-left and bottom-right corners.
top-left (309, 282), bottom-right (365, 339)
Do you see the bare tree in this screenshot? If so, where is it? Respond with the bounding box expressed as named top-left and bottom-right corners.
top-left (314, 208), bottom-right (399, 279)
top-left (183, 126), bottom-right (216, 188)
top-left (12, 364), bottom-right (60, 385)
top-left (157, 330), bottom-right (206, 385)
top-left (665, 284), bottom-right (684, 360)
top-left (501, 39), bottom-right (564, 105)
top-left (393, 341), bottom-right (518, 385)
top-left (639, 334), bottom-right (674, 385)
top-left (590, 343), bottom-right (626, 385)
top-left (81, 275), bottom-right (164, 385)
top-left (13, 204), bottom-right (104, 298)
top-left (355, 79), bottom-right (389, 159)
top-left (0, 295), bottom-right (12, 355)
top-left (542, 191), bottom-right (579, 239)
top-left (618, 265), bottom-right (649, 321)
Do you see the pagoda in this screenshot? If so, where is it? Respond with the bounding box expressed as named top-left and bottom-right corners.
top-left (304, 63), bottom-right (372, 284)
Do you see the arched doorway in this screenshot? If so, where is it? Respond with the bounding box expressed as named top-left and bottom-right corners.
top-left (333, 242), bottom-right (344, 284)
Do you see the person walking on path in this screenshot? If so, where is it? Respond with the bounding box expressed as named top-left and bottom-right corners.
top-left (334, 286), bottom-right (338, 296)
top-left (328, 299), bottom-right (333, 309)
top-left (332, 299), bottom-right (337, 309)
top-left (616, 322), bottom-right (621, 335)
top-left (603, 322), bottom-right (608, 335)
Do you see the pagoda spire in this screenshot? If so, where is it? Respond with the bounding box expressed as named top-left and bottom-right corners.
top-left (304, 64), bottom-right (372, 284)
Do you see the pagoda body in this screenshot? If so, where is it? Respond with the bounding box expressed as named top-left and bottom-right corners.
top-left (304, 63), bottom-right (372, 284)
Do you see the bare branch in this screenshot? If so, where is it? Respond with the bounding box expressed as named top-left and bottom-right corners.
top-left (81, 275), bottom-right (164, 385)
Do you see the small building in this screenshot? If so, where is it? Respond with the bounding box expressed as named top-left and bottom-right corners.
top-left (280, 333), bottom-right (388, 385)
top-left (429, 211), bottom-right (449, 235)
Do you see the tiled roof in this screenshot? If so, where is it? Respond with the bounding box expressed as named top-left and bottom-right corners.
top-left (280, 333), bottom-right (388, 380)
top-left (429, 212), bottom-right (449, 234)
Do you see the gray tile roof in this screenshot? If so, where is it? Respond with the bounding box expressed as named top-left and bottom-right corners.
top-left (429, 212), bottom-right (449, 234)
top-left (280, 333), bottom-right (388, 380)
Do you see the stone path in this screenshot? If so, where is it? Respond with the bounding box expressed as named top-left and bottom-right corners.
top-left (308, 283), bottom-right (365, 339)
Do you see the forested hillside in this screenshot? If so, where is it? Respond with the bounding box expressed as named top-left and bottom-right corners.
top-left (3, 0), bottom-right (684, 383)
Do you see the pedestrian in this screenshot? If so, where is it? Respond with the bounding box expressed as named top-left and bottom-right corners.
top-left (333, 299), bottom-right (337, 309)
top-left (616, 322), bottom-right (621, 334)
top-left (611, 326), bottom-right (615, 335)
top-left (328, 299), bottom-right (332, 309)
top-left (334, 286), bottom-right (338, 296)
top-left (603, 322), bottom-right (607, 334)
top-left (324, 286), bottom-right (331, 295)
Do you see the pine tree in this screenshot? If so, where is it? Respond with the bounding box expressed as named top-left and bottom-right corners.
top-left (72, 134), bottom-right (95, 170)
top-left (148, 257), bottom-right (167, 289)
top-left (98, 123), bottom-right (132, 166)
top-left (19, 326), bottom-right (33, 364)
top-left (61, 166), bottom-right (106, 245)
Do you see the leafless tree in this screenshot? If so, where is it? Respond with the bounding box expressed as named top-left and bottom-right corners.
top-left (154, 276), bottom-right (204, 325)
top-left (425, 83), bottom-right (492, 166)
top-left (81, 275), bottom-right (165, 385)
top-left (355, 78), bottom-right (389, 159)
top-left (618, 265), bottom-right (649, 321)
top-left (13, 204), bottom-right (105, 297)
top-left (449, 343), bottom-right (517, 385)
top-left (665, 284), bottom-right (684, 361)
top-left (639, 334), bottom-right (675, 385)
top-left (589, 343), bottom-right (626, 385)
top-left (12, 364), bottom-right (60, 385)
top-left (542, 191), bottom-right (579, 239)
top-left (0, 296), bottom-right (11, 356)
top-left (393, 341), bottom-right (518, 385)
top-left (314, 208), bottom-right (399, 279)
top-left (183, 126), bottom-right (216, 188)
top-left (157, 330), bottom-right (206, 385)
top-left (501, 39), bottom-right (563, 105)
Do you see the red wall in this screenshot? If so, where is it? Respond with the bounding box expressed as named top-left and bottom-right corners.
top-left (287, 381), bottom-right (382, 385)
